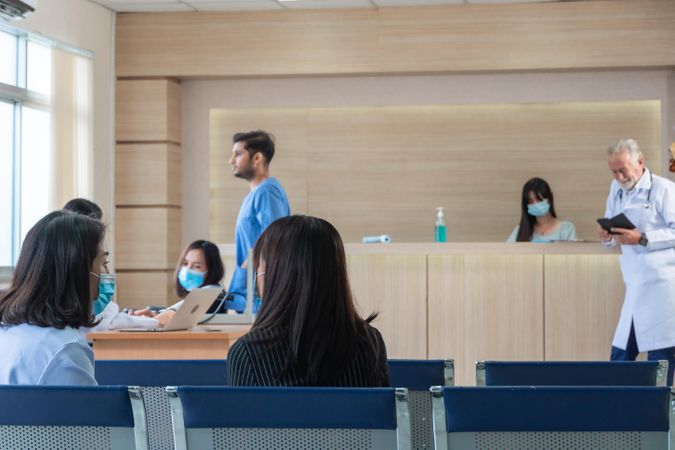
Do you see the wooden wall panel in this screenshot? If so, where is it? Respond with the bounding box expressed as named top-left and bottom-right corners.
top-left (115, 78), bottom-right (182, 306)
top-left (210, 101), bottom-right (660, 243)
top-left (117, 9), bottom-right (378, 78)
top-left (376, 0), bottom-right (675, 73)
top-left (116, 143), bottom-right (181, 206)
top-left (428, 255), bottom-right (544, 386)
top-left (116, 0), bottom-right (675, 78)
top-left (544, 254), bottom-right (624, 361)
top-left (116, 79), bottom-right (181, 142)
top-left (115, 207), bottom-right (182, 270)
top-left (115, 270), bottom-right (175, 309)
top-left (347, 254), bottom-right (427, 359)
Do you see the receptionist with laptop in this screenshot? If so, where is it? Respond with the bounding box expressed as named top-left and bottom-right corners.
top-left (131, 240), bottom-right (226, 323)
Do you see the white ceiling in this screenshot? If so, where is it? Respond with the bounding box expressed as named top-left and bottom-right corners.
top-left (87, 0), bottom-right (569, 13)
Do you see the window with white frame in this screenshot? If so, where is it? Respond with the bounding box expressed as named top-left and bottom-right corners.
top-left (0, 25), bottom-right (93, 281)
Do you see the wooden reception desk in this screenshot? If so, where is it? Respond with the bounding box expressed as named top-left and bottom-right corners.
top-left (220, 243), bottom-right (623, 385)
top-left (89, 325), bottom-right (249, 361)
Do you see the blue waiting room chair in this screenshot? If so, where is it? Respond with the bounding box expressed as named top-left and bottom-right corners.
top-left (431, 385), bottom-right (673, 450)
top-left (389, 359), bottom-right (454, 449)
top-left (475, 360), bottom-right (668, 387)
top-left (0, 385), bottom-right (148, 450)
top-left (167, 386), bottom-right (411, 449)
top-left (96, 359), bottom-right (228, 450)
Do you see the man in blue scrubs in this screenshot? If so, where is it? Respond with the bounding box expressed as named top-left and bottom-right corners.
top-left (225, 130), bottom-right (290, 312)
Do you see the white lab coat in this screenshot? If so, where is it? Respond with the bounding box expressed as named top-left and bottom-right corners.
top-left (604, 168), bottom-right (675, 352)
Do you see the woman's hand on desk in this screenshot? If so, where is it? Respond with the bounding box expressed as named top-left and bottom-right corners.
top-left (127, 306), bottom-right (175, 326)
top-left (128, 308), bottom-right (157, 318)
top-left (155, 310), bottom-right (175, 327)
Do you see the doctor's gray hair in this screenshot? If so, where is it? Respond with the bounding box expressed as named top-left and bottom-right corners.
top-left (608, 139), bottom-right (643, 166)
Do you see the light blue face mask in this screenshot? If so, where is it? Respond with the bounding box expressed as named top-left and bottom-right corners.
top-left (178, 267), bottom-right (205, 292)
top-left (91, 273), bottom-right (116, 316)
top-left (527, 199), bottom-right (551, 217)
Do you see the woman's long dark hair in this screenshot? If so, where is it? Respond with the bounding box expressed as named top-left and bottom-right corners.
top-left (516, 177), bottom-right (558, 242)
top-left (251, 215), bottom-right (381, 385)
top-left (0, 210), bottom-right (105, 328)
top-left (62, 198), bottom-right (102, 220)
top-left (174, 240), bottom-right (225, 299)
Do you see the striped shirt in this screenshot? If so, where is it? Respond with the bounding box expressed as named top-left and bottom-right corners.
top-left (228, 324), bottom-right (390, 387)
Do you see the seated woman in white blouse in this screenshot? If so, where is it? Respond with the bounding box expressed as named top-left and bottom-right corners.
top-left (507, 177), bottom-right (577, 243)
top-left (62, 198), bottom-right (169, 332)
top-left (0, 210), bottom-right (106, 385)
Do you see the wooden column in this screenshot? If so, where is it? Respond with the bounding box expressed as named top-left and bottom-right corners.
top-left (115, 78), bottom-right (182, 308)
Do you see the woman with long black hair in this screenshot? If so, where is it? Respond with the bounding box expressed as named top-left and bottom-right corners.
top-left (228, 215), bottom-right (389, 387)
top-left (0, 211), bottom-right (105, 385)
top-left (507, 177), bottom-right (577, 242)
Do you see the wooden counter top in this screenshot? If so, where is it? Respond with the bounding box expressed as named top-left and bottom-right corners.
top-left (220, 242), bottom-right (619, 256)
top-left (88, 325), bottom-right (249, 341)
top-left (88, 325), bottom-right (250, 360)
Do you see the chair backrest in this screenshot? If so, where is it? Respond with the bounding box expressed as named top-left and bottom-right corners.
top-left (389, 359), bottom-right (453, 449)
top-left (96, 360), bottom-right (228, 450)
top-left (167, 386), bottom-right (411, 450)
top-left (475, 360), bottom-right (668, 386)
top-left (0, 385), bottom-right (148, 450)
top-left (431, 386), bottom-right (673, 450)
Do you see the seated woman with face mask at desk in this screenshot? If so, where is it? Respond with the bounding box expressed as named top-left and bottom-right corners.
top-left (507, 177), bottom-right (577, 243)
top-left (130, 240), bottom-right (226, 322)
top-left (62, 198), bottom-right (167, 331)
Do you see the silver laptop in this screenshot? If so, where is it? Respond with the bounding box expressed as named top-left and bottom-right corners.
top-left (120, 287), bottom-right (223, 332)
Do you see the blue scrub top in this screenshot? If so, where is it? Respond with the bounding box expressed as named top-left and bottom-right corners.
top-left (227, 177), bottom-right (290, 312)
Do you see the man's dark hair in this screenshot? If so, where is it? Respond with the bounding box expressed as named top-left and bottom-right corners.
top-left (63, 198), bottom-right (103, 220)
top-left (174, 240), bottom-right (225, 299)
top-left (233, 130), bottom-right (275, 165)
top-left (0, 210), bottom-right (105, 328)
top-left (252, 215), bottom-right (386, 386)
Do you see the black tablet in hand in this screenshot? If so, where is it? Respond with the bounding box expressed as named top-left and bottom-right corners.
top-left (597, 213), bottom-right (635, 235)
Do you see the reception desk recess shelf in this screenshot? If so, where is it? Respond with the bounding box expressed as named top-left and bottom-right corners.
top-left (115, 78), bottom-right (182, 309)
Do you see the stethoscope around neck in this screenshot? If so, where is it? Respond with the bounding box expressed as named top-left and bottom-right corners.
top-left (617, 169), bottom-right (652, 209)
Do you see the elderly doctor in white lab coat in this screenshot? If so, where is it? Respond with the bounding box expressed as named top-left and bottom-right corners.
top-left (599, 139), bottom-right (675, 385)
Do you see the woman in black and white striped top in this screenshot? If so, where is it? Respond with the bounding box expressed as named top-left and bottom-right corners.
top-left (227, 215), bottom-right (390, 387)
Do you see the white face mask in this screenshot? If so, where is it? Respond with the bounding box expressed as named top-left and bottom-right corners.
top-left (178, 267), bottom-right (205, 291)
top-left (527, 200), bottom-right (550, 217)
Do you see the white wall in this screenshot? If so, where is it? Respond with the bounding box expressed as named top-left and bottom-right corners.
top-left (17, 0), bottom-right (115, 253)
top-left (182, 69), bottom-right (675, 244)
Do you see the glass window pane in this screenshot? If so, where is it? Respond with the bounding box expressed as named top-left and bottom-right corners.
top-left (20, 106), bottom-right (50, 242)
top-left (27, 41), bottom-right (51, 96)
top-left (0, 31), bottom-right (17, 86)
top-left (0, 102), bottom-right (13, 266)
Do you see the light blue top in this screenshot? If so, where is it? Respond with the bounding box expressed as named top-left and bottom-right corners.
top-left (507, 220), bottom-right (577, 243)
top-left (0, 323), bottom-right (97, 385)
top-left (227, 177), bottom-right (290, 312)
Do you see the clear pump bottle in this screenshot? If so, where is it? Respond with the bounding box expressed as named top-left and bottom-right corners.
top-left (435, 207), bottom-right (447, 243)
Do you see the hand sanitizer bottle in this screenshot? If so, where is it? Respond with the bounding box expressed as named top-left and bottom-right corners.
top-left (435, 207), bottom-right (447, 243)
